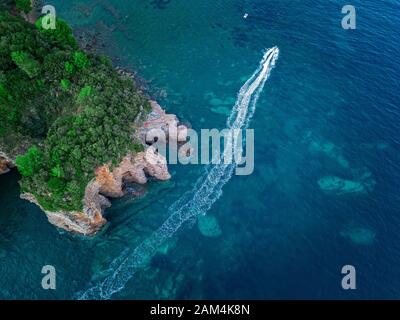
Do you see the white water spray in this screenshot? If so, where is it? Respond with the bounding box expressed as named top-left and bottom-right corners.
top-left (78, 47), bottom-right (279, 300)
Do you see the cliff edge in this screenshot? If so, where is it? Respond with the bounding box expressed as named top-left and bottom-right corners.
top-left (20, 101), bottom-right (188, 235)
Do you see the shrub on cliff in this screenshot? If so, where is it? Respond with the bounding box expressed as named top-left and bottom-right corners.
top-left (0, 12), bottom-right (150, 212)
top-left (73, 51), bottom-right (91, 70)
top-left (15, 0), bottom-right (31, 13)
top-left (11, 51), bottom-right (40, 78)
top-left (15, 146), bottom-right (42, 177)
top-left (35, 17), bottom-right (78, 49)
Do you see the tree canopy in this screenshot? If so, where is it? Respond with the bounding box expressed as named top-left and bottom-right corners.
top-left (15, 0), bottom-right (31, 13)
top-left (0, 9), bottom-right (150, 211)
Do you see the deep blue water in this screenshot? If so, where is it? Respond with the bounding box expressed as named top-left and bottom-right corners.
top-left (0, 0), bottom-right (399, 299)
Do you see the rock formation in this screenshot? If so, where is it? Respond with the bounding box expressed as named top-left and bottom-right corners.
top-left (0, 151), bottom-right (15, 175)
top-left (141, 101), bottom-right (188, 143)
top-left (20, 101), bottom-right (188, 236)
top-left (0, 156), bottom-right (12, 175)
top-left (2, 4), bottom-right (189, 235)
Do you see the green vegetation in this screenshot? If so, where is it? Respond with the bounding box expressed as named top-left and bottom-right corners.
top-left (35, 16), bottom-right (78, 49)
top-left (60, 79), bottom-right (70, 91)
top-left (15, 146), bottom-right (42, 177)
top-left (11, 51), bottom-right (40, 78)
top-left (77, 85), bottom-right (94, 102)
top-left (73, 51), bottom-right (91, 69)
top-left (0, 9), bottom-right (150, 212)
top-left (0, 0), bottom-right (14, 12)
top-left (15, 0), bottom-right (31, 13)
top-left (65, 61), bottom-right (74, 75)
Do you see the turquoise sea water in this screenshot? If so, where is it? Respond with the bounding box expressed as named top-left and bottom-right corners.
top-left (1, 0), bottom-right (400, 299)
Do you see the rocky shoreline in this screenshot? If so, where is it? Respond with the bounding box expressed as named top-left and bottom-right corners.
top-left (0, 151), bottom-right (14, 175)
top-left (0, 100), bottom-right (187, 236)
top-left (20, 100), bottom-right (188, 236)
top-left (0, 4), bottom-right (189, 236)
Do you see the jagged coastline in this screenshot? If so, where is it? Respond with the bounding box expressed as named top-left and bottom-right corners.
top-left (20, 100), bottom-right (188, 236)
top-left (0, 138), bottom-right (31, 175)
top-left (0, 3), bottom-right (189, 236)
top-left (0, 151), bottom-right (14, 175)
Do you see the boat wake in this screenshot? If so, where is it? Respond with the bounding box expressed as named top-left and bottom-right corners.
top-left (77, 47), bottom-right (279, 300)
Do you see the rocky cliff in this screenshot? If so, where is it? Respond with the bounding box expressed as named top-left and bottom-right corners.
top-left (20, 101), bottom-right (188, 236)
top-left (0, 151), bottom-right (14, 175)
top-left (1, 6), bottom-right (187, 235)
top-left (0, 136), bottom-right (33, 175)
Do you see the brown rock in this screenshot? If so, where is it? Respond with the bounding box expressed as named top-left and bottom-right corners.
top-left (20, 192), bottom-right (108, 236)
top-left (0, 151), bottom-right (14, 175)
top-left (141, 100), bottom-right (188, 144)
top-left (20, 102), bottom-right (180, 236)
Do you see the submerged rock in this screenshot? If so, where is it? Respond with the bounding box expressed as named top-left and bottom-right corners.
top-left (318, 176), bottom-right (365, 195)
top-left (211, 106), bottom-right (231, 116)
top-left (309, 140), bottom-right (349, 169)
top-left (157, 237), bottom-right (178, 255)
top-left (209, 97), bottom-right (235, 107)
top-left (0, 248), bottom-right (7, 259)
top-left (318, 166), bottom-right (376, 196)
top-left (340, 227), bottom-right (376, 245)
top-left (197, 214), bottom-right (222, 238)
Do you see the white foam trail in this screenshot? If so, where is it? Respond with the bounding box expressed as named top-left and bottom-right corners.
top-left (77, 47), bottom-right (279, 300)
